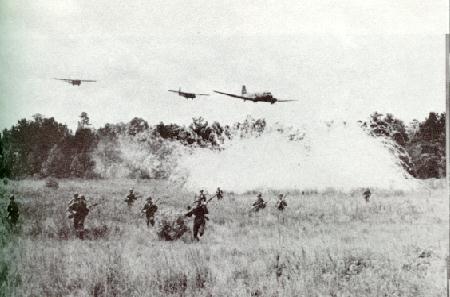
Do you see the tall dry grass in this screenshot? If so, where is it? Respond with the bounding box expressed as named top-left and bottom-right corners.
top-left (0, 179), bottom-right (447, 296)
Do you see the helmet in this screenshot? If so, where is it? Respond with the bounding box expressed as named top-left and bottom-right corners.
top-left (257, 193), bottom-right (262, 198)
top-left (80, 195), bottom-right (86, 200)
top-left (200, 189), bottom-right (204, 193)
top-left (278, 194), bottom-right (284, 198)
top-left (9, 195), bottom-right (14, 200)
top-left (74, 193), bottom-right (79, 198)
top-left (129, 188), bottom-right (134, 192)
top-left (146, 197), bottom-right (153, 201)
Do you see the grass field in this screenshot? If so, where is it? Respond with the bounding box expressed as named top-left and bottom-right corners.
top-left (0, 179), bottom-right (447, 296)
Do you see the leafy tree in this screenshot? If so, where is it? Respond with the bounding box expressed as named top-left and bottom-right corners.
top-left (406, 112), bottom-right (445, 178)
top-left (0, 115), bottom-right (70, 177)
top-left (127, 117), bottom-right (149, 136)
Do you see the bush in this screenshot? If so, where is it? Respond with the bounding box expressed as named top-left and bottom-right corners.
top-left (45, 178), bottom-right (59, 189)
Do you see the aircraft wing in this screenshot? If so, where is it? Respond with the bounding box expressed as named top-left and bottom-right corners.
top-left (195, 93), bottom-right (210, 96)
top-left (276, 99), bottom-right (298, 103)
top-left (213, 90), bottom-right (252, 100)
top-left (80, 80), bottom-right (96, 82)
top-left (168, 90), bottom-right (180, 93)
top-left (54, 78), bottom-right (73, 82)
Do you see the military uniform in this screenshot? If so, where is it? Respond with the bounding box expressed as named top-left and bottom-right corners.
top-left (216, 188), bottom-right (224, 200)
top-left (252, 194), bottom-right (266, 212)
top-left (198, 190), bottom-right (207, 203)
top-left (7, 195), bottom-right (19, 226)
top-left (68, 193), bottom-right (79, 208)
top-left (125, 189), bottom-right (137, 207)
top-left (142, 198), bottom-right (158, 226)
top-left (363, 189), bottom-right (371, 202)
top-left (276, 194), bottom-right (287, 211)
top-left (68, 196), bottom-right (89, 231)
top-left (185, 202), bottom-right (209, 241)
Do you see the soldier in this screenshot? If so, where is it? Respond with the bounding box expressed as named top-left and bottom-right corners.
top-left (125, 188), bottom-right (138, 208)
top-left (68, 195), bottom-right (90, 238)
top-left (185, 200), bottom-right (209, 241)
top-left (198, 190), bottom-right (207, 202)
top-left (363, 188), bottom-right (371, 203)
top-left (68, 193), bottom-right (79, 208)
top-left (216, 187), bottom-right (224, 200)
top-left (276, 194), bottom-right (287, 211)
top-left (6, 195), bottom-right (19, 226)
top-left (252, 193), bottom-right (266, 212)
top-left (141, 197), bottom-right (158, 227)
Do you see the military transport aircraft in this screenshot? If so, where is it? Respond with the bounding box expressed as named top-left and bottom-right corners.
top-left (168, 88), bottom-right (210, 99)
top-left (54, 78), bottom-right (97, 86)
top-left (213, 85), bottom-right (297, 104)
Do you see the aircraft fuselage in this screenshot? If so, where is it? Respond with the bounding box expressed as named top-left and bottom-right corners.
top-left (244, 92), bottom-right (276, 104)
top-left (181, 92), bottom-right (196, 99)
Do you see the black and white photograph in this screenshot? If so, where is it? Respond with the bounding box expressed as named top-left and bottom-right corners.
top-left (0, 1), bottom-right (448, 296)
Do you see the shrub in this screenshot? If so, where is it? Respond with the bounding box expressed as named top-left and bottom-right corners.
top-left (45, 178), bottom-right (59, 189)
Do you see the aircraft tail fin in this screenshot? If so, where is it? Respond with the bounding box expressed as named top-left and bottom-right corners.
top-left (241, 85), bottom-right (247, 96)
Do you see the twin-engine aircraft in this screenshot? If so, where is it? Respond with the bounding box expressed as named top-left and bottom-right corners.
top-left (168, 88), bottom-right (210, 99)
top-left (54, 78), bottom-right (97, 86)
top-left (214, 85), bottom-right (297, 104)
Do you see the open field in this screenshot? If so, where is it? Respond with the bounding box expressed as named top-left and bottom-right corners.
top-left (0, 179), bottom-right (448, 296)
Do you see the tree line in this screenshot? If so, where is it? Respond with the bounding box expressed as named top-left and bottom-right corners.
top-left (0, 112), bottom-right (445, 179)
top-left (359, 112), bottom-right (446, 178)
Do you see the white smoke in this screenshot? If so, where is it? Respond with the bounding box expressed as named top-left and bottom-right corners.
top-left (174, 120), bottom-right (418, 193)
top-left (94, 132), bottom-right (185, 179)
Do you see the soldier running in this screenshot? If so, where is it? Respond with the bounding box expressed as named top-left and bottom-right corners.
top-left (276, 194), bottom-right (287, 211)
top-left (197, 189), bottom-right (207, 203)
top-left (6, 195), bottom-right (19, 226)
top-left (125, 188), bottom-right (138, 208)
top-left (141, 197), bottom-right (158, 227)
top-left (185, 200), bottom-right (209, 241)
top-left (216, 187), bottom-right (224, 200)
top-left (363, 188), bottom-right (371, 203)
top-left (67, 195), bottom-right (90, 238)
top-left (68, 193), bottom-right (79, 207)
top-left (251, 193), bottom-right (266, 212)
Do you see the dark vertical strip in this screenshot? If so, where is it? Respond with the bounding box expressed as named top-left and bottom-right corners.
top-left (446, 33), bottom-right (450, 297)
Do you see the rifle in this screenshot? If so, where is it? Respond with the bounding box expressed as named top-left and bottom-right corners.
top-left (249, 200), bottom-right (266, 213)
top-left (88, 203), bottom-right (99, 209)
top-left (67, 202), bottom-right (99, 218)
top-left (207, 194), bottom-right (217, 203)
top-left (140, 198), bottom-right (160, 215)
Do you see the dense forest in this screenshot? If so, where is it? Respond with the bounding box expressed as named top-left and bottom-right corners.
top-left (0, 112), bottom-right (445, 180)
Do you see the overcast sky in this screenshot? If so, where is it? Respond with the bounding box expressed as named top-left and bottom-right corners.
top-left (0, 1), bottom-right (448, 130)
